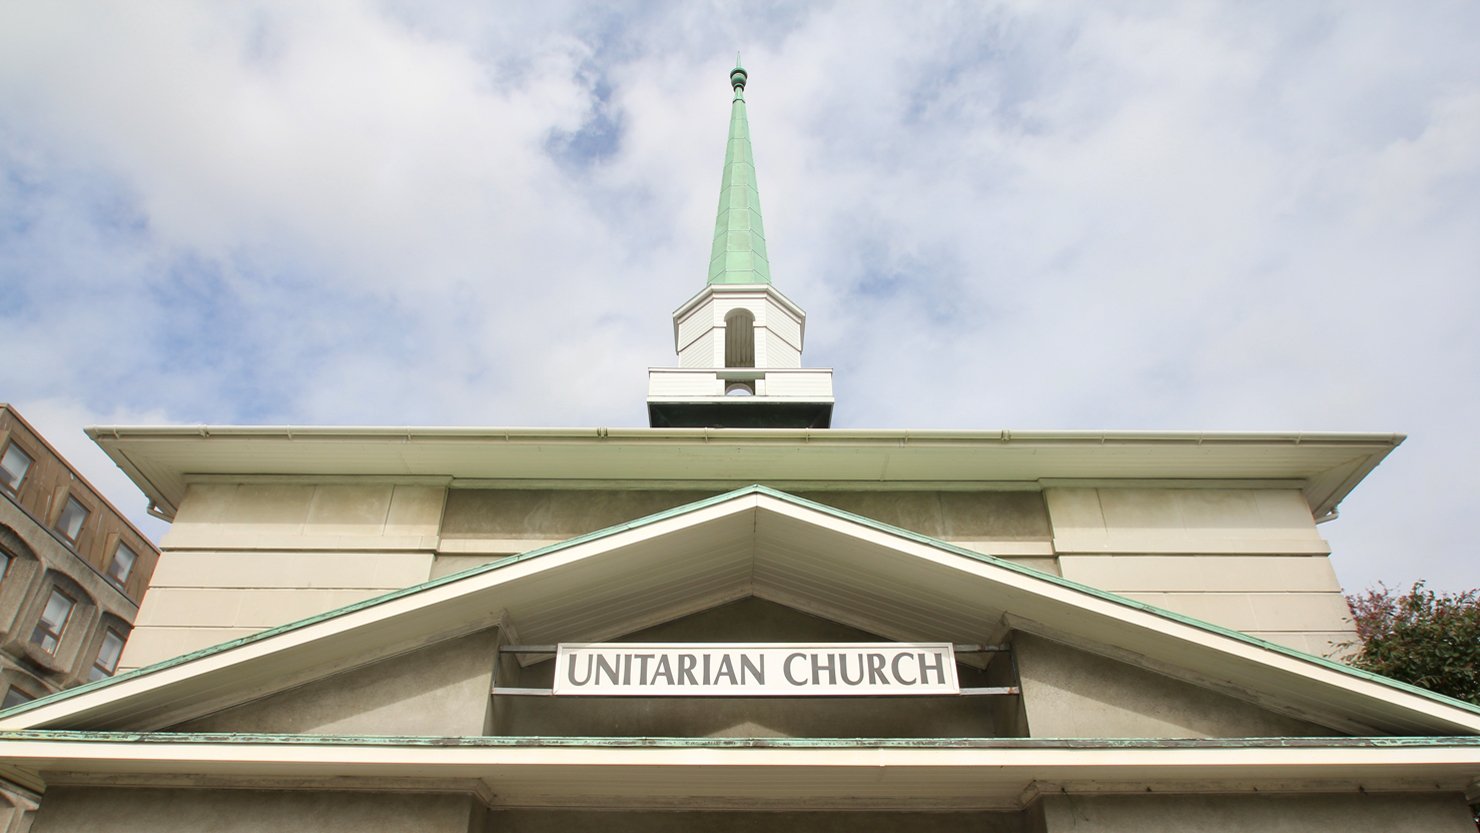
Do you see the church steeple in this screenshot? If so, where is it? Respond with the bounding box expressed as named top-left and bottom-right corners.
top-left (646, 64), bottom-right (835, 429)
top-left (707, 62), bottom-right (771, 286)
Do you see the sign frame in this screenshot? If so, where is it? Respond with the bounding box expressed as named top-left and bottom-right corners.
top-left (552, 642), bottom-right (960, 697)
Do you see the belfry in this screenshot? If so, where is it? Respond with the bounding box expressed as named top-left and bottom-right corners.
top-left (647, 63), bottom-right (834, 428)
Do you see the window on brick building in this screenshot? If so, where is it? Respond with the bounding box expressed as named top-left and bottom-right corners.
top-left (31, 588), bottom-right (75, 654)
top-left (106, 542), bottom-right (137, 586)
top-left (54, 496), bottom-right (89, 544)
top-left (90, 629), bottom-right (125, 681)
top-left (0, 443), bottom-right (32, 494)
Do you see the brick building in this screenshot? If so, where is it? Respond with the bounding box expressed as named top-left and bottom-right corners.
top-left (0, 405), bottom-right (158, 707)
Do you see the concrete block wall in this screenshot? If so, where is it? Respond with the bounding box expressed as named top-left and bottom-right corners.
top-left (1012, 633), bottom-right (1335, 738)
top-left (1033, 793), bottom-right (1476, 833)
top-left (174, 629), bottom-right (499, 736)
top-left (1045, 487), bottom-right (1354, 657)
top-left (484, 810), bottom-right (1028, 832)
top-left (29, 794), bottom-right (1475, 833)
top-left (122, 482), bottom-right (1357, 673)
top-left (119, 483), bottom-right (444, 670)
top-left (30, 788), bottom-right (484, 833)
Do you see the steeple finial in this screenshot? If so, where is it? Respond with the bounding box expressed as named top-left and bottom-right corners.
top-left (708, 61), bottom-right (771, 285)
top-left (731, 55), bottom-right (746, 100)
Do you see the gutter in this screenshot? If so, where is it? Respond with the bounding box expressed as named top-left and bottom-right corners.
top-left (85, 425), bottom-right (1407, 445)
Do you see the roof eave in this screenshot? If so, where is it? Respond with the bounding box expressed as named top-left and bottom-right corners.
top-left (0, 733), bottom-right (1475, 810)
top-left (86, 425), bottom-right (1404, 522)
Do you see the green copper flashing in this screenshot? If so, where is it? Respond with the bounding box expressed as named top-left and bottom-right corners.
top-left (3, 731), bottom-right (1478, 751)
top-left (708, 62), bottom-right (772, 285)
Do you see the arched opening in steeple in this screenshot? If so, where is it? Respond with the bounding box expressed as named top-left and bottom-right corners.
top-left (724, 309), bottom-right (755, 369)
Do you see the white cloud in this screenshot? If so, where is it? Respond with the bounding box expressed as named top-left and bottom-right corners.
top-left (1, 2), bottom-right (1477, 593)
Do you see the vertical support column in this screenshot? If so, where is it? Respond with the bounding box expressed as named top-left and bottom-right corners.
top-left (0, 779), bottom-right (41, 833)
top-left (487, 612), bottom-right (524, 736)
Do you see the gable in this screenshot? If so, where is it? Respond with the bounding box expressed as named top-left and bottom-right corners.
top-left (1, 486), bottom-right (1476, 738)
top-left (172, 628), bottom-right (499, 737)
top-left (160, 599), bottom-right (1018, 740)
top-left (153, 597), bottom-right (1340, 743)
top-left (1013, 633), bottom-right (1336, 738)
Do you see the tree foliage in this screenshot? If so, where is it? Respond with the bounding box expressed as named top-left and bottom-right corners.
top-left (1345, 582), bottom-right (1480, 706)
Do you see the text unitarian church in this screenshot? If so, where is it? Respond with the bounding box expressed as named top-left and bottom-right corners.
top-left (558, 644), bottom-right (956, 694)
top-left (0, 64), bottom-right (1476, 833)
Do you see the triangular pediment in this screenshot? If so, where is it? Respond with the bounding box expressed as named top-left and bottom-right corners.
top-left (1, 486), bottom-right (1476, 737)
top-left (170, 598), bottom-right (1021, 740)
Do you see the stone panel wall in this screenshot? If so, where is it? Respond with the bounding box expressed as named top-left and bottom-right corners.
top-left (1035, 793), bottom-right (1474, 833)
top-left (1013, 633), bottom-right (1337, 738)
top-left (30, 788), bottom-right (481, 833)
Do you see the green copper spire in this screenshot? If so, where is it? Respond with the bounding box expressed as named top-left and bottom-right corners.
top-left (707, 61), bottom-right (772, 285)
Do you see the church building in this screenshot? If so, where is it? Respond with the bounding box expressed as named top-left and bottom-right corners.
top-left (0, 64), bottom-right (1475, 833)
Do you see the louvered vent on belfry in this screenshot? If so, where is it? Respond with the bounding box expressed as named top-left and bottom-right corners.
top-left (724, 309), bottom-right (756, 369)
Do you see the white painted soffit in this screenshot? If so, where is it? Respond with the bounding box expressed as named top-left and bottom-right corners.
top-left (85, 425), bottom-right (1403, 519)
top-left (1, 737), bottom-right (1476, 809)
top-left (1, 487), bottom-right (1469, 737)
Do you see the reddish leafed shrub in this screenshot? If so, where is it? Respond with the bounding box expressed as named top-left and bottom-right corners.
top-left (1346, 581), bottom-right (1480, 706)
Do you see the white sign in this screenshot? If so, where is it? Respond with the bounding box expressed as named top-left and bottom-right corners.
top-left (553, 643), bottom-right (959, 697)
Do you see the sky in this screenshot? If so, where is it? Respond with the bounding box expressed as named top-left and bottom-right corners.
top-left (1, 2), bottom-right (1477, 595)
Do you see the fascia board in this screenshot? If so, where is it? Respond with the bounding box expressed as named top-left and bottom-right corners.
top-left (86, 425), bottom-right (1404, 444)
top-left (669, 283), bottom-right (806, 326)
top-left (1, 734), bottom-right (1477, 802)
top-left (86, 425), bottom-right (1404, 521)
